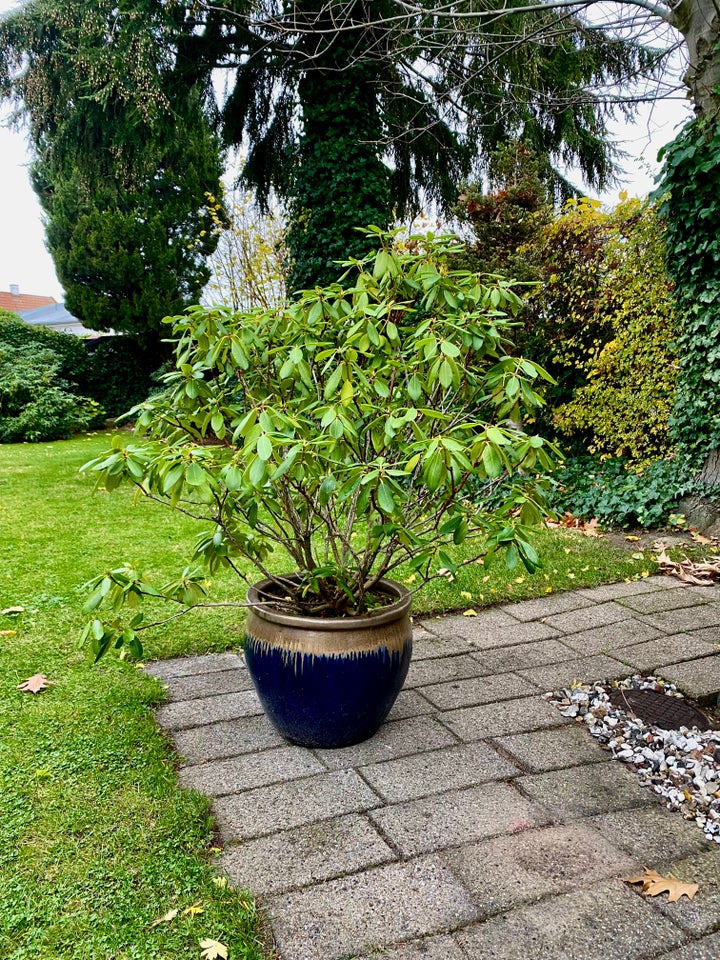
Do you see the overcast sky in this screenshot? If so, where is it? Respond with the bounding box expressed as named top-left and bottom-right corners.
top-left (0, 0), bottom-right (693, 303)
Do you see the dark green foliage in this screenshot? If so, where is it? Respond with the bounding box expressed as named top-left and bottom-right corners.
top-left (657, 118), bottom-right (720, 469)
top-left (0, 310), bottom-right (90, 390)
top-left (0, 343), bottom-right (101, 442)
top-left (550, 456), bottom-right (685, 529)
top-left (285, 58), bottom-right (392, 291)
top-left (0, 313), bottom-right (157, 424)
top-left (84, 338), bottom-right (159, 419)
top-left (34, 130), bottom-right (222, 350)
top-left (1, 0), bottom-right (224, 350)
top-left (2, 0), bottom-right (666, 293)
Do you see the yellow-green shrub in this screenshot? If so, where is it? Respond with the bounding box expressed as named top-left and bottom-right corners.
top-left (551, 198), bottom-right (677, 465)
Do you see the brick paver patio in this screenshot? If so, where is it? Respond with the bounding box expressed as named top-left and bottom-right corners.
top-left (148, 576), bottom-right (720, 960)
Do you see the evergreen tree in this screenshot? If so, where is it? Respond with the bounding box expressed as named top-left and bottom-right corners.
top-left (1, 0), bottom-right (223, 351)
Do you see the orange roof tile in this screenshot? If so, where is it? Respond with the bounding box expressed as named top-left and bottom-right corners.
top-left (0, 291), bottom-right (58, 313)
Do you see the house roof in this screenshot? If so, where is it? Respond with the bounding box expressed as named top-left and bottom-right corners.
top-left (0, 291), bottom-right (57, 313)
top-left (19, 302), bottom-right (98, 337)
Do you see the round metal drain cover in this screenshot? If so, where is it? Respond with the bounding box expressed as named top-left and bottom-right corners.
top-left (607, 687), bottom-right (716, 731)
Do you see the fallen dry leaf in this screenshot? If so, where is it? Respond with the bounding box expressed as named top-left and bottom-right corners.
top-left (546, 513), bottom-right (602, 537)
top-left (2, 606), bottom-right (25, 615)
top-left (149, 908), bottom-right (179, 929)
top-left (183, 903), bottom-right (204, 917)
top-left (690, 530), bottom-right (716, 546)
top-left (625, 535), bottom-right (641, 542)
top-left (654, 543), bottom-right (720, 585)
top-left (199, 939), bottom-right (228, 960)
top-left (0, 629), bottom-right (17, 637)
top-left (17, 674), bottom-right (52, 693)
top-left (462, 608), bottom-right (477, 617)
top-left (623, 867), bottom-right (698, 903)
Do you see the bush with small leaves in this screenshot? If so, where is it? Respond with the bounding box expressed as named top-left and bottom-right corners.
top-left (0, 342), bottom-right (101, 442)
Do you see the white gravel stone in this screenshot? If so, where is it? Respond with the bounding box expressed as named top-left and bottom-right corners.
top-left (546, 674), bottom-right (720, 845)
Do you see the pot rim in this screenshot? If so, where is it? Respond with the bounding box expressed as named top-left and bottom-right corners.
top-left (246, 575), bottom-right (411, 631)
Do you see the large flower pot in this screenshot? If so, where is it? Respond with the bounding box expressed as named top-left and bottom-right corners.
top-left (244, 576), bottom-right (412, 748)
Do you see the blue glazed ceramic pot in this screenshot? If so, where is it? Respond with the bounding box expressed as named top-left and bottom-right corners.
top-left (244, 576), bottom-right (412, 748)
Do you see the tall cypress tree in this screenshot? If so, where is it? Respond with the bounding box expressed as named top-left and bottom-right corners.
top-left (1, 0), bottom-right (224, 352)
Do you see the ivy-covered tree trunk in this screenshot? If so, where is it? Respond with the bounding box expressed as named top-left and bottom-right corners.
top-left (285, 32), bottom-right (392, 290)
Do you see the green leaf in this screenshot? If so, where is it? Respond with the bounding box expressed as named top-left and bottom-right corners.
top-left (324, 365), bottom-right (343, 399)
top-left (426, 452), bottom-right (445, 492)
top-left (440, 341), bottom-right (460, 358)
top-left (482, 445), bottom-right (503, 478)
top-left (407, 374), bottom-right (423, 401)
top-left (439, 359), bottom-right (454, 389)
top-left (257, 434), bottom-right (273, 461)
top-left (249, 456), bottom-right (266, 487)
top-left (223, 465), bottom-right (244, 491)
top-left (340, 379), bottom-right (354, 406)
top-left (377, 482), bottom-right (395, 514)
top-left (319, 476), bottom-right (337, 506)
top-left (270, 444), bottom-right (302, 480)
top-left (185, 462), bottom-right (205, 486)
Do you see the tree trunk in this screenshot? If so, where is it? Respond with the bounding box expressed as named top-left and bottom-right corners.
top-left (674, 0), bottom-right (720, 120)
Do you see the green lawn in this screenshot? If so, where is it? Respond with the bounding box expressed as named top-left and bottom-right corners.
top-left (0, 433), bottom-right (652, 958)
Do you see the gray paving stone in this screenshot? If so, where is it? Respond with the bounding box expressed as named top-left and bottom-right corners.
top-left (454, 880), bottom-right (685, 959)
top-left (493, 724), bottom-right (609, 773)
top-left (576, 577), bottom-right (685, 602)
top-left (590, 806), bottom-right (717, 864)
top-left (422, 607), bottom-right (519, 637)
top-left (267, 856), bottom-right (479, 960)
top-left (405, 653), bottom-right (489, 688)
top-left (499, 591), bottom-right (595, 622)
top-left (354, 934), bottom-right (466, 960)
top-left (179, 745), bottom-right (323, 797)
top-left (441, 694), bottom-right (568, 742)
top-left (638, 604), bottom-right (720, 636)
top-left (442, 823), bottom-right (638, 917)
top-left (144, 651), bottom-right (244, 679)
top-left (359, 741), bottom-right (520, 803)
top-left (218, 814), bottom-right (395, 895)
top-left (686, 625), bottom-right (720, 646)
top-left (518, 653), bottom-right (630, 692)
top-left (543, 601), bottom-right (634, 634)
top-left (518, 762), bottom-right (656, 819)
top-left (560, 619), bottom-right (662, 656)
top-left (659, 656), bottom-right (720, 702)
top-left (649, 849), bottom-right (720, 936)
top-left (420, 671), bottom-right (537, 710)
top-left (471, 638), bottom-right (580, 676)
top-left (619, 588), bottom-right (719, 615)
top-left (213, 770), bottom-right (381, 842)
top-left (612, 634), bottom-right (718, 672)
top-left (411, 627), bottom-right (474, 660)
top-left (155, 690), bottom-right (262, 730)
top-left (314, 716), bottom-right (457, 771)
top-left (423, 609), bottom-right (560, 649)
top-left (654, 932), bottom-right (720, 960)
top-left (368, 782), bottom-right (549, 857)
top-left (172, 715), bottom-right (286, 764)
top-left (386, 688), bottom-right (434, 720)
top-left (165, 668), bottom-right (254, 702)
